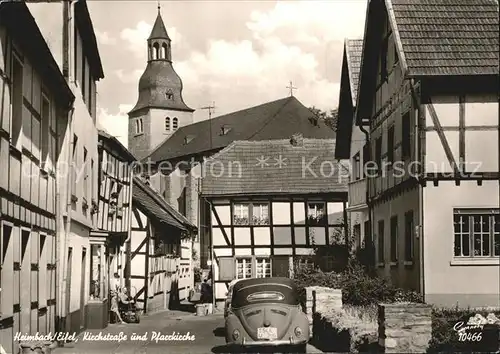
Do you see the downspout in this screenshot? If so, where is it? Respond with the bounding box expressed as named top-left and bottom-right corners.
top-left (124, 166), bottom-right (134, 290)
top-left (409, 78), bottom-right (425, 301)
top-left (358, 124), bottom-right (373, 272)
top-left (57, 0), bottom-right (75, 333)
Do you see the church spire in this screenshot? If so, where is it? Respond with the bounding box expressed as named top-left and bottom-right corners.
top-left (147, 3), bottom-right (171, 62)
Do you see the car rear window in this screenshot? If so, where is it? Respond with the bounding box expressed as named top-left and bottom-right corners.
top-left (231, 282), bottom-right (299, 308)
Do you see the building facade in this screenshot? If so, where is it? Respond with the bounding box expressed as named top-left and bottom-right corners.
top-left (26, 0), bottom-right (104, 334)
top-left (334, 38), bottom-right (369, 251)
top-left (127, 7), bottom-right (194, 161)
top-left (200, 137), bottom-right (348, 306)
top-left (144, 97), bottom-right (339, 278)
top-left (354, 0), bottom-right (499, 307)
top-left (0, 2), bottom-right (75, 352)
top-left (85, 130), bottom-right (135, 329)
top-left (129, 177), bottom-right (197, 314)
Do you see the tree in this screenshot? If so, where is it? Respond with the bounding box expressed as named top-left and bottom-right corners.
top-left (309, 106), bottom-right (338, 131)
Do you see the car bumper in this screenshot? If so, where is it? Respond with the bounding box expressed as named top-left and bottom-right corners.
top-left (228, 338), bottom-right (307, 347)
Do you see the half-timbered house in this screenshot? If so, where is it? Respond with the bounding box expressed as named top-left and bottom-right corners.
top-left (334, 38), bottom-right (369, 250)
top-left (27, 0), bottom-right (105, 335)
top-left (200, 136), bottom-right (348, 306)
top-left (355, 0), bottom-right (499, 307)
top-left (0, 2), bottom-right (75, 352)
top-left (84, 130), bottom-right (135, 329)
top-left (129, 177), bottom-right (197, 314)
top-left (141, 96), bottom-right (337, 279)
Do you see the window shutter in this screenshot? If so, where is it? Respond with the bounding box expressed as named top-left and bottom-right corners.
top-left (218, 257), bottom-right (235, 281)
top-left (272, 256), bottom-right (289, 277)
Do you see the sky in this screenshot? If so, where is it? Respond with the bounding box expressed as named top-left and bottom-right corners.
top-left (87, 0), bottom-right (367, 147)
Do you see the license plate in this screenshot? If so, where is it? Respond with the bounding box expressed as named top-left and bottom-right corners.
top-left (257, 327), bottom-right (277, 340)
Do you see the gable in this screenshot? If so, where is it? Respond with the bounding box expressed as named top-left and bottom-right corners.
top-left (356, 0), bottom-right (499, 124)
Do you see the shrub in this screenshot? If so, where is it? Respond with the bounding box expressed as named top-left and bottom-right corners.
top-left (294, 257), bottom-right (423, 307)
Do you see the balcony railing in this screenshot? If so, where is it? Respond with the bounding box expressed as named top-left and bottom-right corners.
top-left (348, 178), bottom-right (367, 209)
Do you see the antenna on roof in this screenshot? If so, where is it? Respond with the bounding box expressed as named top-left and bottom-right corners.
top-left (200, 101), bottom-right (216, 150)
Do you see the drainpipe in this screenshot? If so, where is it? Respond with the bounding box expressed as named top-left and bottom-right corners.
top-left (57, 0), bottom-right (75, 334)
top-left (410, 78), bottom-right (425, 301)
top-left (358, 124), bottom-right (373, 272)
top-left (124, 166), bottom-right (134, 290)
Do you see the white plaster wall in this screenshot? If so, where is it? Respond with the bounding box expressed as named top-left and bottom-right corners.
top-left (425, 94), bottom-right (498, 173)
top-left (149, 108), bottom-right (194, 153)
top-left (423, 180), bottom-right (500, 307)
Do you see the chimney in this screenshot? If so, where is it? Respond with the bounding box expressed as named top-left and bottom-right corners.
top-left (290, 133), bottom-right (303, 147)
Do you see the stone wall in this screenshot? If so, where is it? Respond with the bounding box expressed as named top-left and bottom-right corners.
top-left (306, 287), bottom-right (433, 353)
top-left (378, 303), bottom-right (432, 353)
top-left (305, 286), bottom-right (342, 338)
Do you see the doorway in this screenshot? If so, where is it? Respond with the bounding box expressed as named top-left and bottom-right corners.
top-left (65, 247), bottom-right (73, 332)
top-left (80, 248), bottom-right (87, 330)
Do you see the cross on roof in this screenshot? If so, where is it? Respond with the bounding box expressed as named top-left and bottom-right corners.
top-left (286, 81), bottom-right (297, 97)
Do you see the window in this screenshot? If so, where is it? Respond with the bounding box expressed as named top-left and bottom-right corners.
top-left (378, 220), bottom-right (385, 263)
top-left (233, 203), bottom-right (250, 225)
top-left (83, 147), bottom-right (88, 203)
top-left (41, 94), bottom-right (50, 166)
top-left (375, 137), bottom-right (382, 175)
top-left (390, 216), bottom-right (398, 263)
top-left (252, 203), bottom-right (269, 225)
top-left (236, 258), bottom-right (252, 279)
top-left (173, 117), bottom-right (178, 130)
top-left (402, 111), bottom-right (411, 159)
top-left (153, 42), bottom-right (159, 60)
top-left (454, 209), bottom-right (500, 258)
top-left (90, 159), bottom-right (94, 202)
top-left (353, 224), bottom-right (361, 248)
top-left (364, 220), bottom-right (372, 246)
top-left (166, 89), bottom-right (173, 100)
top-left (353, 153), bottom-right (361, 180)
top-left (380, 33), bottom-right (389, 83)
top-left (135, 118), bottom-right (143, 134)
top-left (165, 117), bottom-right (170, 131)
top-left (256, 258), bottom-right (271, 278)
top-left (89, 244), bottom-right (103, 300)
top-left (307, 202), bottom-right (326, 226)
top-left (11, 53), bottom-right (23, 147)
top-left (220, 125), bottom-right (232, 136)
top-left (72, 134), bottom-right (78, 197)
top-left (404, 211), bottom-right (414, 262)
top-left (233, 203), bottom-right (270, 226)
top-left (362, 143), bottom-right (369, 178)
top-left (387, 126), bottom-right (394, 165)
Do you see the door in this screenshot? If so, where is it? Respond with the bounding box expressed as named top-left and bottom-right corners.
top-left (65, 247), bottom-right (72, 332)
top-left (80, 248), bottom-right (87, 329)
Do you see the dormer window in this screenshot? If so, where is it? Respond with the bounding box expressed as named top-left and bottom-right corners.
top-left (166, 89), bottom-right (173, 100)
top-left (173, 117), bottom-right (178, 130)
top-left (184, 135), bottom-right (195, 145)
top-left (220, 125), bottom-right (231, 135)
top-left (135, 118), bottom-right (143, 134)
top-left (165, 117), bottom-right (170, 131)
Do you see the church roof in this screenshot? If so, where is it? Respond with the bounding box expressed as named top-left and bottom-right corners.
top-left (200, 138), bottom-right (349, 197)
top-left (145, 96), bottom-right (336, 163)
top-left (148, 10), bottom-right (170, 40)
top-left (128, 60), bottom-right (194, 115)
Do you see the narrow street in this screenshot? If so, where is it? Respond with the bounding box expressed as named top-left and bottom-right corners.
top-left (52, 310), bottom-right (323, 354)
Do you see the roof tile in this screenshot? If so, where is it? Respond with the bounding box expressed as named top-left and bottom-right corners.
top-left (391, 0), bottom-right (499, 76)
top-left (201, 138), bottom-right (349, 196)
top-left (146, 96), bottom-right (335, 162)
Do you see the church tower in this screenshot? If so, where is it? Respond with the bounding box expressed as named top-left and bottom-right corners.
top-left (128, 5), bottom-right (194, 160)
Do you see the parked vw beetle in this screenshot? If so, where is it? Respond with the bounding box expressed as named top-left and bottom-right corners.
top-left (225, 277), bottom-right (309, 352)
